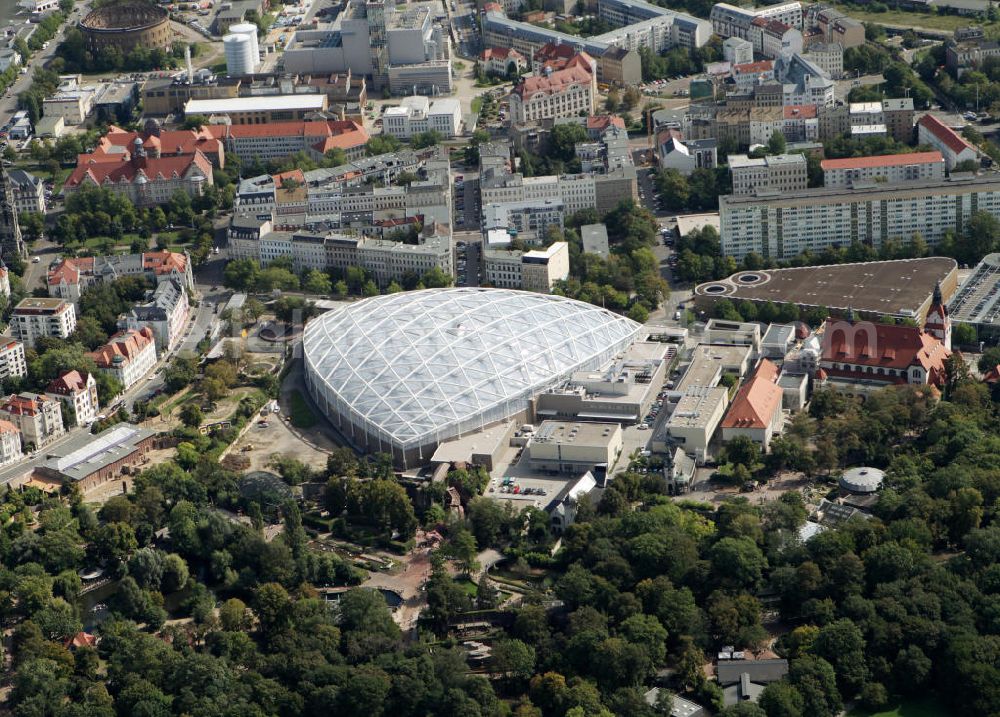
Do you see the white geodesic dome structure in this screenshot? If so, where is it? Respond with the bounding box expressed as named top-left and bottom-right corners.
top-left (302, 288), bottom-right (642, 465)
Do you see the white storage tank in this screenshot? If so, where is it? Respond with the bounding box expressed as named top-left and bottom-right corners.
top-left (228, 21), bottom-right (260, 69)
top-left (223, 33), bottom-right (255, 77)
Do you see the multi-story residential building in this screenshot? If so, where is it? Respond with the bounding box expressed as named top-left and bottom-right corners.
top-left (750, 17), bottom-right (803, 59)
top-left (0, 393), bottom-right (64, 450)
top-left (918, 114), bottom-right (979, 170)
top-left (509, 64), bottom-right (596, 124)
top-left (0, 264), bottom-right (9, 298)
top-left (0, 340), bottom-right (26, 381)
top-left (821, 151), bottom-right (946, 188)
top-left (945, 37), bottom-right (1000, 76)
top-left (728, 153), bottom-right (808, 195)
top-left (782, 105), bottom-right (819, 142)
top-left (882, 97), bottom-right (915, 143)
top-left (47, 250), bottom-right (194, 303)
top-left (849, 101), bottom-right (883, 128)
top-left (597, 46), bottom-right (642, 87)
top-left (719, 175), bottom-right (1000, 260)
top-left (732, 60), bottom-right (775, 89)
top-left (774, 52), bottom-right (835, 107)
top-left (117, 280), bottom-right (189, 352)
top-left (0, 420), bottom-right (22, 467)
top-left (479, 166), bottom-right (638, 217)
top-left (658, 130), bottom-right (717, 175)
top-left (382, 96), bottom-right (462, 139)
top-left (12, 298), bottom-right (76, 348)
top-left (89, 328), bottom-right (158, 391)
top-left (7, 169), bottom-right (45, 215)
top-left (710, 2), bottom-right (802, 41)
top-left (723, 37), bottom-right (753, 65)
top-left (45, 370), bottom-right (100, 428)
top-left (483, 200), bottom-right (566, 244)
top-left (803, 41), bottom-right (843, 78)
top-left (522, 242), bottom-right (571, 292)
top-left (356, 234), bottom-right (453, 286)
top-left (808, 6), bottom-right (865, 49)
top-left (483, 242), bottom-right (570, 292)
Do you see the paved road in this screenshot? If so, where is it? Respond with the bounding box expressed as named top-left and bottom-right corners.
top-left (0, 9), bottom-right (80, 120)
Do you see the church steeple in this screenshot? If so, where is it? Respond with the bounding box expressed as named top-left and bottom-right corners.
top-left (924, 281), bottom-right (951, 350)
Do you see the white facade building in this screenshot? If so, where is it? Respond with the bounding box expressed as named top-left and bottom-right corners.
top-left (0, 393), bottom-right (64, 450)
top-left (0, 420), bottom-right (22, 467)
top-left (45, 370), bottom-right (100, 428)
top-left (720, 175), bottom-right (1000, 260)
top-left (12, 298), bottom-right (77, 348)
top-left (89, 328), bottom-right (158, 391)
top-left (0, 340), bottom-right (27, 381)
top-left (728, 153), bottom-right (808, 196)
top-left (820, 151), bottom-right (946, 188)
top-left (382, 96), bottom-right (462, 139)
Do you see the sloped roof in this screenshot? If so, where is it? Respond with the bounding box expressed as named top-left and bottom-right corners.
top-left (65, 151), bottom-right (213, 190)
top-left (88, 328), bottom-right (155, 369)
top-left (821, 151), bottom-right (943, 171)
top-left (721, 359), bottom-right (783, 430)
top-left (514, 65), bottom-right (593, 100)
top-left (46, 370), bottom-right (92, 396)
top-left (821, 320), bottom-right (950, 374)
top-left (918, 114), bottom-right (975, 155)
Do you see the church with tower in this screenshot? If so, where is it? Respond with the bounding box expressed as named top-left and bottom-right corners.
top-left (810, 287), bottom-right (952, 393)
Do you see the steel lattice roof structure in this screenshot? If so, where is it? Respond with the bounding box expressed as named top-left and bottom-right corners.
top-left (303, 288), bottom-right (642, 464)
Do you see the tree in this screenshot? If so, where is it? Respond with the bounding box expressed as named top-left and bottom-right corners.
top-left (767, 131), bottom-right (787, 155)
top-left (219, 597), bottom-right (251, 631)
top-left (813, 618), bottom-right (869, 694)
top-left (492, 639), bottom-right (536, 681)
top-left (223, 258), bottom-right (262, 291)
top-left (303, 269), bottom-right (333, 295)
top-left (179, 403), bottom-right (203, 428)
top-left (710, 538), bottom-right (767, 591)
top-left (446, 528), bottom-right (479, 574)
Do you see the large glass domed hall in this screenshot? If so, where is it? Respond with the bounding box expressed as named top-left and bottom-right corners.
top-left (302, 288), bottom-right (644, 467)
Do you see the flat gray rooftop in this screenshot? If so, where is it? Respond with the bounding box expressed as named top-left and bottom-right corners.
top-left (695, 257), bottom-right (957, 317)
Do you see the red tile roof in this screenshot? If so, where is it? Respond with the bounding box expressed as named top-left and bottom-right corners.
top-left (821, 151), bottom-right (944, 171)
top-left (514, 65), bottom-right (593, 100)
top-left (918, 114), bottom-right (975, 156)
top-left (97, 125), bottom-right (223, 164)
top-left (0, 393), bottom-right (54, 417)
top-left (208, 120), bottom-right (369, 150)
top-left (89, 328), bottom-right (155, 369)
top-left (721, 359), bottom-right (783, 430)
top-left (0, 419), bottom-right (19, 435)
top-left (64, 632), bottom-right (97, 649)
top-left (46, 370), bottom-right (91, 396)
top-left (65, 151), bottom-right (214, 191)
top-left (587, 114), bottom-right (626, 131)
top-left (733, 60), bottom-right (773, 75)
top-left (784, 104), bottom-right (817, 119)
top-left (820, 320), bottom-right (950, 381)
top-left (480, 47), bottom-right (525, 62)
top-left (143, 251), bottom-right (188, 276)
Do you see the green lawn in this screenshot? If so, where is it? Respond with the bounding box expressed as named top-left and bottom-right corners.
top-left (829, 3), bottom-right (991, 32)
top-left (289, 390), bottom-right (318, 429)
top-left (471, 97), bottom-right (483, 115)
top-left (849, 698), bottom-right (951, 717)
top-left (454, 577), bottom-right (478, 597)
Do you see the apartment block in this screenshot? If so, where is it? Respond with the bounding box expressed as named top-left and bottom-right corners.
top-left (0, 420), bottom-right (22, 467)
top-left (882, 97), bottom-right (915, 143)
top-left (45, 370), bottom-right (100, 428)
top-left (12, 298), bottom-right (77, 348)
top-left (483, 242), bottom-right (570, 292)
top-left (728, 154), bottom-right (808, 196)
top-left (710, 2), bottom-right (802, 41)
top-left (480, 166), bottom-right (637, 218)
top-left (7, 169), bottom-right (46, 215)
top-left (117, 280), bottom-right (190, 352)
top-left (0, 340), bottom-right (26, 381)
top-left (89, 328), bottom-right (158, 391)
top-left (509, 64), bottom-right (596, 124)
top-left (821, 151), bottom-right (945, 188)
top-left (723, 36), bottom-right (753, 65)
top-left (720, 175), bottom-right (1000, 260)
top-left (0, 393), bottom-right (65, 450)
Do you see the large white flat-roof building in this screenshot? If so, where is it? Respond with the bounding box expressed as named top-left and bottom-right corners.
top-left (184, 95), bottom-right (328, 124)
